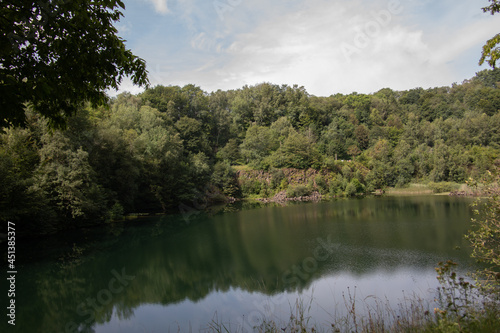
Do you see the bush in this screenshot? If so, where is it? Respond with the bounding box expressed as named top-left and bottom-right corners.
top-left (211, 161), bottom-right (240, 197)
top-left (270, 168), bottom-right (286, 189)
top-left (322, 157), bottom-right (337, 171)
top-left (342, 165), bottom-right (352, 180)
top-left (329, 176), bottom-right (345, 196)
top-left (315, 175), bottom-right (329, 194)
top-left (259, 182), bottom-right (271, 197)
top-left (351, 178), bottom-right (365, 194)
top-left (279, 178), bottom-right (289, 191)
top-left (345, 182), bottom-right (357, 196)
top-left (286, 185), bottom-right (311, 198)
top-left (430, 260), bottom-right (500, 333)
top-left (240, 179), bottom-right (262, 196)
top-left (466, 172), bottom-right (500, 288)
top-left (105, 202), bottom-right (124, 222)
top-left (428, 181), bottom-right (459, 193)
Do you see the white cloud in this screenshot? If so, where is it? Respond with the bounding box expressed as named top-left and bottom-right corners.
top-left (117, 0), bottom-right (500, 96)
top-left (148, 0), bottom-right (169, 14)
top-left (201, 0), bottom-right (440, 95)
top-left (196, 0), bottom-right (500, 95)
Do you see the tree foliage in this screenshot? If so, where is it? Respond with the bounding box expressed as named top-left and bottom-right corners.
top-left (480, 0), bottom-right (500, 68)
top-left (0, 0), bottom-right (148, 128)
top-left (467, 171), bottom-right (500, 286)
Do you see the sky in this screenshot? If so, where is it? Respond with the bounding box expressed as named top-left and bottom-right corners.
top-left (111, 0), bottom-right (500, 97)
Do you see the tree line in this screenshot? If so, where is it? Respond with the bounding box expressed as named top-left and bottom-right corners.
top-left (1, 69), bottom-right (500, 235)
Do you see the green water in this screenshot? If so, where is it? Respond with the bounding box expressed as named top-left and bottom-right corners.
top-left (3, 196), bottom-right (479, 332)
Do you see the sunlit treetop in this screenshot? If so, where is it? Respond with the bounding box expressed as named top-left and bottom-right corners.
top-left (0, 0), bottom-right (149, 128)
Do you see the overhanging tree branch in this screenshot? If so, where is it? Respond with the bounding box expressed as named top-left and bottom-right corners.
top-left (0, 0), bottom-right (149, 128)
top-left (480, 0), bottom-right (500, 68)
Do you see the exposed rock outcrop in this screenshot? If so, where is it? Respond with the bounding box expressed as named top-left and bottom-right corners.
top-left (256, 190), bottom-right (323, 203)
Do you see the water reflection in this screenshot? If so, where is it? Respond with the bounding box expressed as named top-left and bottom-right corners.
top-left (6, 196), bottom-right (477, 332)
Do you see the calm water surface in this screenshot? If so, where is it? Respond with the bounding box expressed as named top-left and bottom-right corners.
top-left (4, 196), bottom-right (479, 332)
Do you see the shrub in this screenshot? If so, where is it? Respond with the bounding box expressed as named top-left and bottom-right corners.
top-left (279, 178), bottom-right (289, 191)
top-left (428, 181), bottom-right (459, 193)
top-left (270, 168), bottom-right (286, 189)
top-left (211, 161), bottom-right (240, 197)
top-left (315, 175), bottom-right (329, 194)
top-left (240, 179), bottom-right (262, 196)
top-left (351, 178), bottom-right (365, 194)
top-left (345, 182), bottom-right (357, 196)
top-left (286, 185), bottom-right (311, 198)
top-left (322, 157), bottom-right (337, 171)
top-left (466, 172), bottom-right (500, 288)
top-left (342, 165), bottom-right (352, 180)
top-left (329, 176), bottom-right (345, 196)
top-left (105, 202), bottom-right (124, 222)
top-left (430, 260), bottom-right (500, 333)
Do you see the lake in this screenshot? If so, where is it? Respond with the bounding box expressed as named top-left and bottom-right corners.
top-left (5, 196), bottom-right (479, 332)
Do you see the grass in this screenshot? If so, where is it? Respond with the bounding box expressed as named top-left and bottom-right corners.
top-left (205, 295), bottom-right (500, 333)
top-left (385, 183), bottom-right (467, 196)
top-left (232, 165), bottom-right (255, 172)
top-left (205, 294), bottom-right (433, 332)
top-left (385, 183), bottom-right (434, 196)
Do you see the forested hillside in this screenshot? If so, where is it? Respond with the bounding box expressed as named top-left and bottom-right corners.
top-left (2, 69), bottom-right (500, 235)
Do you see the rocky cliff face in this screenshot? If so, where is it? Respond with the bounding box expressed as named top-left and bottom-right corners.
top-left (233, 168), bottom-right (337, 202)
top-left (255, 190), bottom-right (323, 203)
top-left (236, 168), bottom-right (333, 188)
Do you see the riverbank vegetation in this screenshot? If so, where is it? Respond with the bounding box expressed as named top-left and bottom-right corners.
top-left (2, 68), bottom-right (500, 235)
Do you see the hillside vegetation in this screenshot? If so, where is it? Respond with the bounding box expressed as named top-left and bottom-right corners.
top-left (2, 69), bottom-right (500, 235)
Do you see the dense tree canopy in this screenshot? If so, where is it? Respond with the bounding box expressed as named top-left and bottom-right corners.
top-left (1, 69), bottom-right (500, 235)
top-left (0, 0), bottom-right (148, 128)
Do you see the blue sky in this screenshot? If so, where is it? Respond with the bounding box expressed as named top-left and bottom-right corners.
top-left (112, 0), bottom-right (500, 96)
